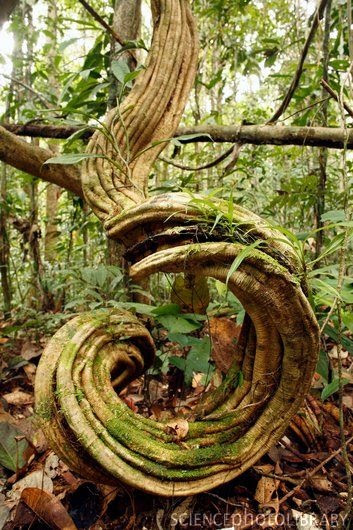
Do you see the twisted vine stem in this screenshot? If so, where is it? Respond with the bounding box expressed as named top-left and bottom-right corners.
top-left (35, 0), bottom-right (319, 497)
top-left (81, 0), bottom-right (198, 220)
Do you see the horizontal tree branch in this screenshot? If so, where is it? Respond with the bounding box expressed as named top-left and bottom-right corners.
top-left (2, 122), bottom-right (353, 149)
top-left (0, 126), bottom-right (83, 197)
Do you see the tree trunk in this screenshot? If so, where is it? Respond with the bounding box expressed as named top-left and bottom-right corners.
top-left (45, 181), bottom-right (61, 262)
top-left (314, 0), bottom-right (332, 262)
top-left (106, 0), bottom-right (142, 267)
top-left (0, 0), bottom-right (19, 28)
top-left (44, 1), bottom-right (61, 264)
top-left (0, 164), bottom-right (11, 318)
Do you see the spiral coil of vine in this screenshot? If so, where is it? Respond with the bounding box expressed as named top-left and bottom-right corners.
top-left (35, 0), bottom-right (319, 496)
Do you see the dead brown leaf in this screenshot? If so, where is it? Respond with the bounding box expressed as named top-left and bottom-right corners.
top-left (20, 487), bottom-right (77, 529)
top-left (209, 317), bottom-right (241, 373)
top-left (308, 474), bottom-right (333, 493)
top-left (20, 341), bottom-right (42, 361)
top-left (23, 363), bottom-right (36, 385)
top-left (166, 419), bottom-right (189, 441)
top-left (254, 476), bottom-right (278, 506)
top-left (170, 497), bottom-right (194, 529)
top-left (2, 389), bottom-right (34, 406)
top-left (7, 469), bottom-right (53, 507)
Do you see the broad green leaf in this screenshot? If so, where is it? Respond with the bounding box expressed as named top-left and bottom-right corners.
top-left (65, 127), bottom-right (92, 143)
top-left (59, 37), bottom-right (79, 52)
top-left (0, 422), bottom-right (32, 472)
top-left (123, 68), bottom-right (143, 86)
top-left (343, 312), bottom-right (353, 333)
top-left (152, 304), bottom-right (180, 316)
top-left (115, 39), bottom-right (148, 54)
top-left (157, 314), bottom-right (201, 334)
top-left (120, 302), bottom-right (156, 316)
top-left (95, 265), bottom-right (108, 288)
top-left (111, 60), bottom-right (130, 84)
top-left (169, 336), bottom-right (212, 385)
top-left (321, 210), bottom-right (345, 223)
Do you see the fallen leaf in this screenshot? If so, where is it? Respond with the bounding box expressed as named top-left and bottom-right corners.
top-left (2, 389), bottom-right (34, 406)
top-left (21, 487), bottom-right (77, 530)
top-left (343, 394), bottom-right (353, 409)
top-left (20, 341), bottom-right (42, 361)
top-left (292, 510), bottom-right (321, 530)
top-left (328, 345), bottom-right (348, 360)
top-left (0, 421), bottom-right (33, 472)
top-left (122, 396), bottom-right (138, 412)
top-left (315, 493), bottom-right (342, 515)
top-left (23, 363), bottom-right (36, 385)
top-left (308, 474), bottom-right (333, 493)
top-left (166, 419), bottom-right (189, 441)
top-left (0, 494), bottom-right (10, 529)
top-left (44, 452), bottom-right (60, 479)
top-left (254, 476), bottom-right (278, 506)
top-left (209, 317), bottom-right (242, 373)
top-left (253, 464), bottom-right (274, 474)
top-left (7, 469), bottom-right (53, 507)
top-left (170, 497), bottom-right (194, 529)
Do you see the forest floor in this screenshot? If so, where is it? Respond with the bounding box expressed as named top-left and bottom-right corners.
top-left (0, 316), bottom-right (352, 530)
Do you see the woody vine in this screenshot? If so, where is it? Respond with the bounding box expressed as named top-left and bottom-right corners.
top-left (34, 0), bottom-right (319, 495)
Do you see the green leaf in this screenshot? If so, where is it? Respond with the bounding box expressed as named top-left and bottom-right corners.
top-left (321, 210), bottom-right (345, 223)
top-left (169, 356), bottom-right (187, 372)
top-left (316, 350), bottom-right (329, 383)
top-left (0, 422), bottom-right (31, 472)
top-left (321, 378), bottom-right (350, 401)
top-left (168, 333), bottom-right (200, 347)
top-left (95, 265), bottom-right (108, 288)
top-left (115, 38), bottom-right (148, 54)
top-left (310, 278), bottom-right (341, 301)
top-left (59, 37), bottom-right (79, 52)
top-left (43, 153), bottom-right (104, 165)
top-left (329, 58), bottom-right (350, 70)
top-left (343, 312), bottom-right (353, 333)
top-left (323, 325), bottom-right (353, 354)
top-left (65, 127), bottom-right (91, 144)
top-left (120, 302), bottom-right (156, 316)
top-left (157, 314), bottom-right (201, 333)
top-left (123, 68), bottom-right (142, 86)
top-left (169, 336), bottom-right (212, 385)
top-left (226, 240), bottom-right (264, 285)
top-left (111, 60), bottom-right (130, 84)
top-left (152, 304), bottom-right (181, 316)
